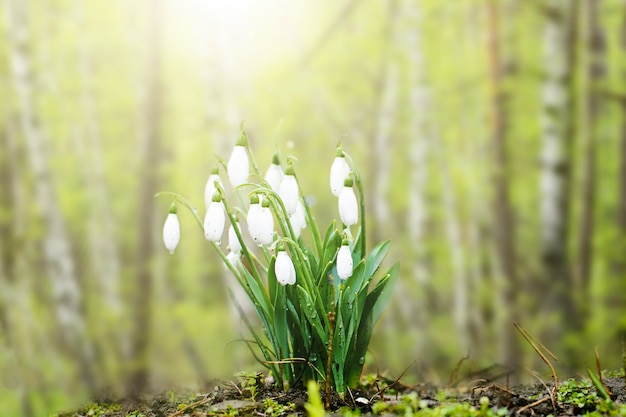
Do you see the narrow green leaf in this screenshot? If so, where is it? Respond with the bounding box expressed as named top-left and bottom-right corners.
top-left (296, 285), bottom-right (328, 346)
top-left (371, 262), bottom-right (400, 323)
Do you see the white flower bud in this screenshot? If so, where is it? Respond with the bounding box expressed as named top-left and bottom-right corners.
top-left (257, 199), bottom-right (275, 246)
top-left (204, 195), bottom-right (225, 243)
top-left (330, 147), bottom-right (350, 197)
top-left (289, 200), bottom-right (306, 239)
top-left (279, 166), bottom-right (299, 215)
top-left (162, 208), bottom-right (180, 255)
top-left (228, 221), bottom-right (242, 254)
top-left (338, 177), bottom-right (358, 226)
top-left (275, 249), bottom-right (296, 286)
top-left (337, 242), bottom-right (353, 280)
top-left (247, 194), bottom-right (273, 246)
top-left (224, 251), bottom-right (241, 269)
top-left (265, 154), bottom-right (284, 192)
top-left (227, 145), bottom-right (249, 188)
top-left (204, 168), bottom-right (222, 210)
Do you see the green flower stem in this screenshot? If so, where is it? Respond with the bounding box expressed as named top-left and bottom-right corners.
top-left (343, 151), bottom-right (366, 256)
top-left (154, 191), bottom-right (203, 229)
top-left (290, 169), bottom-right (323, 258)
top-left (240, 128), bottom-right (263, 179)
top-left (264, 191), bottom-right (329, 329)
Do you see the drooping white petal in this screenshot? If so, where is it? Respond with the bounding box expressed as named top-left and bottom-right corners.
top-left (228, 222), bottom-right (242, 253)
top-left (275, 251), bottom-right (296, 286)
top-left (257, 205), bottom-right (275, 246)
top-left (337, 245), bottom-right (353, 280)
top-left (162, 213), bottom-right (180, 254)
top-left (204, 201), bottom-right (225, 243)
top-left (265, 163), bottom-right (284, 192)
top-left (224, 251), bottom-right (241, 269)
top-left (338, 186), bottom-right (359, 226)
top-left (330, 156), bottom-right (350, 197)
top-left (204, 174), bottom-right (222, 209)
top-left (289, 200), bottom-right (306, 239)
top-left (247, 201), bottom-right (262, 244)
top-left (279, 174), bottom-right (299, 215)
top-left (227, 146), bottom-right (249, 187)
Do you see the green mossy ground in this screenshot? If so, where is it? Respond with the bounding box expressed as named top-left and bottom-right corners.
top-left (56, 370), bottom-right (626, 417)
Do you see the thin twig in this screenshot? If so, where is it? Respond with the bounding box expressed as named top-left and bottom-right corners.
top-left (167, 395), bottom-right (213, 417)
top-left (514, 322), bottom-right (558, 392)
top-left (369, 358), bottom-right (418, 402)
top-left (447, 353), bottom-right (470, 388)
top-left (516, 396), bottom-right (550, 415)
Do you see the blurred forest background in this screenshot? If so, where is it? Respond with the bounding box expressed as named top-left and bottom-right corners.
top-left (1, 0), bottom-right (626, 415)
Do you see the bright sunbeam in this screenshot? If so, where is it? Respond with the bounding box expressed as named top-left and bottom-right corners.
top-left (165, 0), bottom-right (312, 73)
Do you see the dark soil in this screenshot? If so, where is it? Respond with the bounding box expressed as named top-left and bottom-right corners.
top-left (56, 371), bottom-right (626, 417)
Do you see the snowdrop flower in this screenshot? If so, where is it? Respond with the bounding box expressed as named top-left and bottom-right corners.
top-left (247, 194), bottom-right (261, 239)
top-left (275, 247), bottom-right (296, 286)
top-left (336, 239), bottom-right (353, 280)
top-left (204, 193), bottom-right (225, 243)
top-left (257, 198), bottom-right (275, 246)
top-left (227, 132), bottom-right (249, 187)
top-left (289, 200), bottom-right (307, 239)
top-left (338, 176), bottom-right (358, 226)
top-left (264, 154), bottom-right (284, 192)
top-left (330, 146), bottom-right (350, 197)
top-left (228, 219), bottom-right (242, 254)
top-left (279, 165), bottom-right (299, 215)
top-left (204, 166), bottom-right (222, 210)
top-left (162, 204), bottom-right (180, 255)
top-left (225, 251), bottom-right (241, 268)
top-left (247, 194), bottom-right (274, 246)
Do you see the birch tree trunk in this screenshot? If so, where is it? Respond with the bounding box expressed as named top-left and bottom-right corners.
top-left (3, 0), bottom-right (96, 393)
top-left (370, 2), bottom-right (400, 242)
top-left (486, 0), bottom-right (520, 374)
top-left (401, 0), bottom-right (431, 354)
top-left (434, 135), bottom-right (470, 354)
top-left (74, 0), bottom-right (121, 314)
top-left (539, 0), bottom-right (577, 343)
top-left (576, 0), bottom-right (605, 321)
top-left (127, 0), bottom-right (162, 397)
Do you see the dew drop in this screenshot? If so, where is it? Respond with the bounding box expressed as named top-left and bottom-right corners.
top-left (358, 356), bottom-right (365, 365)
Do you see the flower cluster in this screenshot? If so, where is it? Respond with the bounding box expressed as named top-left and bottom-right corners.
top-left (158, 127), bottom-right (398, 396)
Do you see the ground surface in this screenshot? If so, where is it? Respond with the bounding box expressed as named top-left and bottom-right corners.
top-left (56, 371), bottom-right (626, 417)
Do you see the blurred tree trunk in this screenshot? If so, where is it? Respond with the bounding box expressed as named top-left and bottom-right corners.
top-left (75, 0), bottom-right (121, 315)
top-left (0, 110), bottom-right (34, 417)
top-left (614, 0), bottom-right (626, 340)
top-left (401, 0), bottom-right (431, 355)
top-left (539, 0), bottom-right (578, 345)
top-left (3, 0), bottom-right (97, 393)
top-left (434, 136), bottom-right (470, 354)
top-left (576, 0), bottom-right (605, 319)
top-left (73, 0), bottom-right (123, 383)
top-left (127, 0), bottom-right (162, 397)
top-left (618, 4), bottom-right (626, 272)
top-left (370, 1), bottom-right (400, 242)
top-left (486, 0), bottom-right (520, 374)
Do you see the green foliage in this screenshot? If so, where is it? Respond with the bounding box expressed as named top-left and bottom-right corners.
top-left (261, 398), bottom-right (296, 417)
top-left (305, 381), bottom-right (326, 417)
top-left (556, 376), bottom-right (624, 415)
top-left (371, 392), bottom-right (508, 417)
top-left (159, 130), bottom-right (399, 395)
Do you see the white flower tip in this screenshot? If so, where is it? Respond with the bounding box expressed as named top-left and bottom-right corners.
top-left (227, 145), bottom-right (250, 187)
